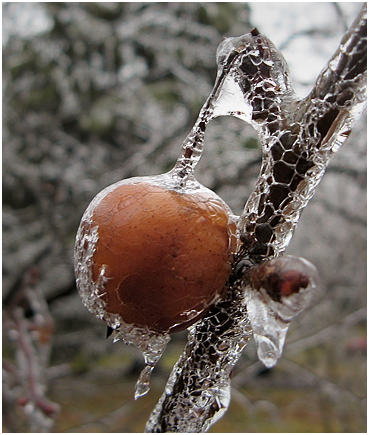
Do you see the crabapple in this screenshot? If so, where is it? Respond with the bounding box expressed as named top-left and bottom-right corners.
top-left (75, 175), bottom-right (237, 335)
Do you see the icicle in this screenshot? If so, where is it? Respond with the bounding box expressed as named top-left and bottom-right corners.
top-left (110, 326), bottom-right (171, 398)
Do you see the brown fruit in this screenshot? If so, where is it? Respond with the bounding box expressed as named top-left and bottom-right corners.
top-left (75, 177), bottom-right (236, 334)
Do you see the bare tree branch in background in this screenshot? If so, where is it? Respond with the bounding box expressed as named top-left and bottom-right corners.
top-left (3, 267), bottom-right (59, 432)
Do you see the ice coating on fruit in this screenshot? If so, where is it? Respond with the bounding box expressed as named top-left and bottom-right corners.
top-left (74, 173), bottom-right (237, 336)
top-left (74, 173), bottom-right (237, 398)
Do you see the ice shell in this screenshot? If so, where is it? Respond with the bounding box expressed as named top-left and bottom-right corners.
top-left (75, 172), bottom-right (237, 334)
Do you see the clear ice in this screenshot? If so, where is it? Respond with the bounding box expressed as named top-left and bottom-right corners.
top-left (146, 5), bottom-right (367, 432)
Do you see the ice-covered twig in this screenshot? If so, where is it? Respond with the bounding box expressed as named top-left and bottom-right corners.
top-left (146, 4), bottom-right (366, 432)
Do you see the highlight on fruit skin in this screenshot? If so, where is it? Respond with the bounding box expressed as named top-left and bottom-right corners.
top-left (74, 173), bottom-right (237, 337)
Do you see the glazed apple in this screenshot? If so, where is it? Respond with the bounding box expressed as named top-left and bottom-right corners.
top-left (75, 175), bottom-right (236, 335)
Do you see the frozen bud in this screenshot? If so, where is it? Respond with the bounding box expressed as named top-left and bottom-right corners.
top-left (244, 255), bottom-right (319, 368)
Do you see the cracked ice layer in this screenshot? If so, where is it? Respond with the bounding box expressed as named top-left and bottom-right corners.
top-left (145, 286), bottom-right (252, 432)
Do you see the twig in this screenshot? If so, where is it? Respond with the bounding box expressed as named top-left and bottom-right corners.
top-left (3, 267), bottom-right (60, 432)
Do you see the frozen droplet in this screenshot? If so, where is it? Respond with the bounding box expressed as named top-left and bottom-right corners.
top-left (134, 331), bottom-right (171, 399)
top-left (135, 364), bottom-right (154, 400)
top-left (255, 337), bottom-right (282, 368)
top-left (112, 327), bottom-right (171, 399)
top-left (246, 295), bottom-right (289, 368)
top-left (245, 255), bottom-right (319, 367)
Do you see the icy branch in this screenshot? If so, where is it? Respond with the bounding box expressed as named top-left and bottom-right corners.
top-left (146, 4), bottom-right (366, 432)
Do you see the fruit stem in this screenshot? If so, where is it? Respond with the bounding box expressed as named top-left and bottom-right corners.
top-left (172, 43), bottom-right (242, 186)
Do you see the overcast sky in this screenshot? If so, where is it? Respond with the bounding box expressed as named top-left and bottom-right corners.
top-left (249, 2), bottom-right (363, 96)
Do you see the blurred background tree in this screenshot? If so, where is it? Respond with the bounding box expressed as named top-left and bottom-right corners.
top-left (3, 2), bottom-right (366, 432)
